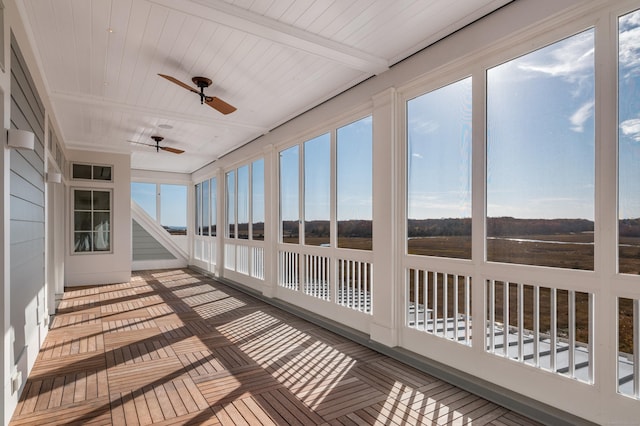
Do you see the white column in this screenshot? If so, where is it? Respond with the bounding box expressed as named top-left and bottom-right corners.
top-left (215, 168), bottom-right (224, 277)
top-left (370, 88), bottom-right (399, 347)
top-left (263, 144), bottom-right (278, 298)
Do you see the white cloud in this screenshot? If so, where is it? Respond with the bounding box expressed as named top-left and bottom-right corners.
top-left (409, 118), bottom-right (439, 136)
top-left (570, 101), bottom-right (594, 132)
top-left (517, 31), bottom-right (594, 83)
top-left (412, 153), bottom-right (423, 159)
top-left (621, 118), bottom-right (640, 141)
top-left (619, 21), bottom-right (640, 76)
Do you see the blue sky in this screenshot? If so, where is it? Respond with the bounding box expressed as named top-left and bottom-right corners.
top-left (136, 10), bottom-right (640, 228)
top-left (619, 9), bottom-right (640, 220)
top-left (486, 29), bottom-right (595, 221)
top-left (132, 182), bottom-right (187, 227)
top-left (280, 116), bottom-right (373, 222)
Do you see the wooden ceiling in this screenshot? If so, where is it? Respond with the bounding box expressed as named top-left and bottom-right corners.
top-left (18, 0), bottom-right (511, 173)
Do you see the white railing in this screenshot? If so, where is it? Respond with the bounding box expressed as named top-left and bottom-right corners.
top-left (406, 267), bottom-right (472, 346)
top-left (279, 249), bottom-right (299, 290)
top-left (278, 245), bottom-right (373, 314)
top-left (618, 297), bottom-right (639, 399)
top-left (486, 279), bottom-right (594, 384)
top-left (303, 253), bottom-right (330, 301)
top-left (223, 239), bottom-right (265, 281)
top-left (252, 246), bottom-right (264, 280)
top-left (337, 257), bottom-right (372, 313)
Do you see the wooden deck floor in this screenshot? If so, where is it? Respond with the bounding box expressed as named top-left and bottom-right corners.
top-left (10, 269), bottom-right (542, 425)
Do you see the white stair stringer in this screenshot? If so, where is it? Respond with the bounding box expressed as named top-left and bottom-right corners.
top-left (131, 201), bottom-right (188, 271)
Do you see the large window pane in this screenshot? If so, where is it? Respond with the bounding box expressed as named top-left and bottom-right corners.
top-left (237, 165), bottom-right (249, 239)
top-left (202, 180), bottom-right (210, 236)
top-left (619, 9), bottom-right (640, 274)
top-left (195, 183), bottom-right (202, 236)
top-left (487, 30), bottom-right (595, 270)
top-left (160, 184), bottom-right (187, 235)
top-left (252, 159), bottom-right (264, 241)
top-left (337, 116), bottom-right (372, 250)
top-left (210, 178), bottom-right (217, 237)
top-left (304, 133), bottom-right (331, 246)
top-left (280, 146), bottom-right (299, 244)
top-left (407, 77), bottom-right (472, 259)
top-left (226, 171), bottom-right (235, 238)
top-left (131, 182), bottom-right (157, 220)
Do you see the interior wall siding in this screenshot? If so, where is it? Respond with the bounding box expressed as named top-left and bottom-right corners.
top-left (132, 219), bottom-right (176, 261)
top-left (8, 31), bottom-right (45, 384)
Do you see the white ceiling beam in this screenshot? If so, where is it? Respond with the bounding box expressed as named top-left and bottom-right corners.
top-left (148, 0), bottom-right (389, 74)
top-left (50, 91), bottom-right (268, 132)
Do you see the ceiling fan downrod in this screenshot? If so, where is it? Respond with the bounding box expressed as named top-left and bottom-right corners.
top-left (192, 77), bottom-right (212, 105)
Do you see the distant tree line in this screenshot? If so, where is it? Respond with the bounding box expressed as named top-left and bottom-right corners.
top-left (619, 218), bottom-right (640, 237)
top-left (277, 217), bottom-right (640, 238)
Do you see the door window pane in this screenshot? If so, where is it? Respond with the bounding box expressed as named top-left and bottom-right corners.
top-left (304, 133), bottom-right (331, 246)
top-left (486, 30), bottom-right (595, 270)
top-left (252, 159), bottom-right (264, 241)
top-left (337, 117), bottom-right (372, 250)
top-left (202, 180), bottom-right (210, 236)
top-left (407, 78), bottom-right (472, 259)
top-left (280, 146), bottom-right (300, 244)
top-left (619, 9), bottom-right (640, 274)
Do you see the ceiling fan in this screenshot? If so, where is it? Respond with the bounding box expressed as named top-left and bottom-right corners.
top-left (130, 135), bottom-right (184, 154)
top-left (158, 74), bottom-right (237, 115)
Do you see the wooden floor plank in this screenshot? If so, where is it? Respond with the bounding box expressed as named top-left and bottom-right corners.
top-left (9, 269), bottom-right (544, 426)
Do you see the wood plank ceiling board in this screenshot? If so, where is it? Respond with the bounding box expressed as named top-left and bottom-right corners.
top-left (17, 0), bottom-right (512, 174)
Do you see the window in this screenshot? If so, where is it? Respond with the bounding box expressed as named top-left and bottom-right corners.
top-left (202, 179), bottom-right (210, 236)
top-left (278, 117), bottom-right (373, 249)
top-left (280, 146), bottom-right (300, 243)
top-left (226, 171), bottom-right (236, 238)
top-left (225, 161), bottom-right (264, 241)
top-left (407, 77), bottom-right (472, 259)
top-left (131, 182), bottom-right (187, 234)
top-left (72, 163), bottom-right (112, 181)
top-left (237, 165), bottom-right (249, 239)
top-left (304, 133), bottom-right (331, 246)
top-left (486, 30), bottom-right (595, 270)
top-left (210, 177), bottom-right (217, 237)
top-left (337, 116), bottom-right (373, 250)
top-left (619, 9), bottom-right (640, 275)
top-left (252, 159), bottom-right (264, 240)
top-left (195, 183), bottom-right (202, 236)
top-left (160, 184), bottom-right (187, 235)
top-left (131, 182), bottom-right (157, 220)
top-left (73, 189), bottom-right (111, 253)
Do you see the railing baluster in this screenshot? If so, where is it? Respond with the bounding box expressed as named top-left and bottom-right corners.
top-left (550, 288), bottom-right (557, 373)
top-left (443, 273), bottom-right (448, 338)
top-left (465, 276), bottom-right (470, 345)
top-left (518, 283), bottom-right (524, 362)
top-left (634, 299), bottom-right (640, 398)
top-left (534, 285), bottom-right (540, 367)
top-left (503, 281), bottom-right (509, 358)
top-left (569, 290), bottom-right (576, 378)
top-left (453, 275), bottom-right (459, 342)
top-left (489, 280), bottom-right (495, 353)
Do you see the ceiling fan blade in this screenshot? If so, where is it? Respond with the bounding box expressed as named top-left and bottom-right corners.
top-left (160, 146), bottom-right (185, 154)
top-left (128, 140), bottom-right (155, 148)
top-left (158, 74), bottom-right (199, 94)
top-left (205, 96), bottom-right (237, 115)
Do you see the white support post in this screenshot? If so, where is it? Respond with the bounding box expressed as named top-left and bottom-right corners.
top-left (262, 144), bottom-right (278, 298)
top-left (370, 87), bottom-right (398, 347)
